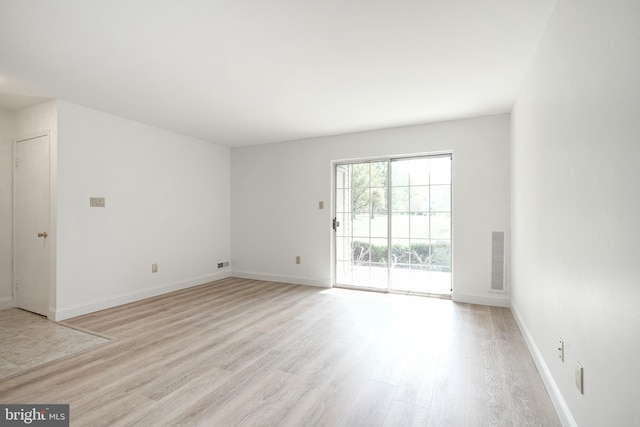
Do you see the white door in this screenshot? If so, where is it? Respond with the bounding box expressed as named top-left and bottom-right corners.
top-left (15, 134), bottom-right (50, 316)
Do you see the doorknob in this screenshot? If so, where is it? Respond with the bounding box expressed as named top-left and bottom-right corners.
top-left (37, 232), bottom-right (48, 238)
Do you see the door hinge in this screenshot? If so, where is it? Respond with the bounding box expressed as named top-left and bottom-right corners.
top-left (14, 158), bottom-right (18, 167)
top-left (332, 217), bottom-right (340, 231)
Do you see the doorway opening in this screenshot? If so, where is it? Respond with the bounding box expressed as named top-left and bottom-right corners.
top-left (334, 154), bottom-right (452, 296)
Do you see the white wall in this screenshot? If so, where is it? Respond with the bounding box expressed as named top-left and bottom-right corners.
top-left (0, 109), bottom-right (15, 309)
top-left (231, 114), bottom-right (510, 306)
top-left (14, 100), bottom-right (58, 137)
top-left (54, 100), bottom-right (231, 320)
top-left (511, 0), bottom-right (640, 426)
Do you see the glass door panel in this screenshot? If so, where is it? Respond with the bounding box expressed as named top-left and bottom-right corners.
top-left (334, 161), bottom-right (388, 289)
top-left (335, 165), bottom-right (353, 286)
top-left (390, 156), bottom-right (451, 294)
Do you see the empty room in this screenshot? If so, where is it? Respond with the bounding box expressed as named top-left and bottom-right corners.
top-left (0, 0), bottom-right (638, 426)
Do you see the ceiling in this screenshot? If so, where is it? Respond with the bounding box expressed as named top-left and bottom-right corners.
top-left (0, 0), bottom-right (556, 147)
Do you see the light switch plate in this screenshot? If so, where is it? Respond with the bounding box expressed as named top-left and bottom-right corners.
top-left (90, 197), bottom-right (105, 207)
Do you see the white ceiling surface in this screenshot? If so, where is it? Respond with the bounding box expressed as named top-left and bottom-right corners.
top-left (0, 1), bottom-right (555, 147)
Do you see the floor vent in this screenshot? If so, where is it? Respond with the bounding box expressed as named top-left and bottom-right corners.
top-left (491, 231), bottom-right (506, 292)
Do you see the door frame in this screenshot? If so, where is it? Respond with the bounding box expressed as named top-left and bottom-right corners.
top-left (331, 151), bottom-right (454, 296)
top-left (13, 130), bottom-right (56, 319)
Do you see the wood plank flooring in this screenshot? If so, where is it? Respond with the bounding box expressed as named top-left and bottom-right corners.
top-left (0, 278), bottom-right (560, 426)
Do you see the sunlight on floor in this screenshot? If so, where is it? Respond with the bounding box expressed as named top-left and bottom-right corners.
top-left (336, 265), bottom-right (451, 295)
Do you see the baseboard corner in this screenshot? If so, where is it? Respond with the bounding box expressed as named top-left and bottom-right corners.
top-left (511, 302), bottom-right (577, 427)
top-left (451, 290), bottom-right (510, 307)
top-left (0, 297), bottom-right (14, 311)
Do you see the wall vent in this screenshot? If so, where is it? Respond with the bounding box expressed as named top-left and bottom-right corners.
top-left (490, 231), bottom-right (506, 292)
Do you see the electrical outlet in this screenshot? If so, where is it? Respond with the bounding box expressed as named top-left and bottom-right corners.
top-left (575, 362), bottom-right (584, 394)
top-left (217, 262), bottom-right (224, 268)
top-left (319, 201), bottom-right (324, 209)
top-left (152, 263), bottom-right (158, 273)
top-left (558, 338), bottom-right (564, 362)
top-left (296, 256), bottom-right (301, 264)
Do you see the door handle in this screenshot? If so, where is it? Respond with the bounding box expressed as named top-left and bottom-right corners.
top-left (37, 232), bottom-right (48, 238)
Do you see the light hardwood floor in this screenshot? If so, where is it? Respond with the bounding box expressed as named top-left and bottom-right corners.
top-left (0, 278), bottom-right (560, 426)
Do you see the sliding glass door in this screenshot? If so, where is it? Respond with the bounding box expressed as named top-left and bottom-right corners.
top-left (334, 155), bottom-right (451, 295)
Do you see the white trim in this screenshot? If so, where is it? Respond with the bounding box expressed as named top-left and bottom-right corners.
top-left (452, 290), bottom-right (510, 307)
top-left (14, 131), bottom-right (50, 143)
top-left (0, 297), bottom-right (14, 310)
top-left (50, 271), bottom-right (232, 321)
top-left (332, 150), bottom-right (453, 165)
top-left (232, 270), bottom-right (331, 288)
top-left (511, 302), bottom-right (577, 427)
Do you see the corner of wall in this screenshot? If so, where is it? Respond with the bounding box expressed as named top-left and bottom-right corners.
top-left (0, 109), bottom-right (16, 307)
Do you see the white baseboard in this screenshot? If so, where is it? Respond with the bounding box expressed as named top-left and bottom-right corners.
top-left (232, 271), bottom-right (331, 288)
top-left (50, 271), bottom-right (232, 321)
top-left (511, 302), bottom-right (577, 427)
top-left (452, 290), bottom-right (510, 307)
top-left (0, 296), bottom-right (14, 311)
